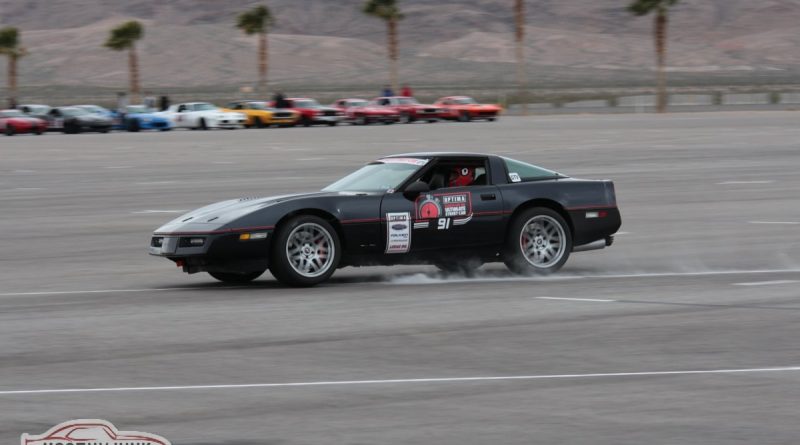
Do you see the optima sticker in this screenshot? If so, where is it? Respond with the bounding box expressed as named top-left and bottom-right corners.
top-left (385, 212), bottom-right (411, 253)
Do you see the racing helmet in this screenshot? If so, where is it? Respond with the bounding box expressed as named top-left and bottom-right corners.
top-left (448, 166), bottom-right (475, 187)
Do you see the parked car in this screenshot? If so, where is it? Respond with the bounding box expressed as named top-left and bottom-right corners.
top-left (156, 102), bottom-right (246, 130)
top-left (271, 98), bottom-right (344, 127)
top-left (435, 96), bottom-right (502, 122)
top-left (149, 153), bottom-right (621, 287)
top-left (331, 98), bottom-right (400, 125)
top-left (113, 105), bottom-right (173, 132)
top-left (0, 109), bottom-right (47, 136)
top-left (223, 101), bottom-right (300, 128)
top-left (44, 107), bottom-right (113, 134)
top-left (372, 96), bottom-right (441, 123)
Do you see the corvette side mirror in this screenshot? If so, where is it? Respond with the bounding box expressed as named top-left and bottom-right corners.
top-left (403, 181), bottom-right (429, 200)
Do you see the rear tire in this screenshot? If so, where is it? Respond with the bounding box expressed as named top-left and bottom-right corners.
top-left (199, 118), bottom-right (208, 130)
top-left (458, 111), bottom-right (470, 122)
top-left (209, 270), bottom-right (264, 283)
top-left (269, 215), bottom-right (341, 287)
top-left (503, 207), bottom-right (572, 275)
top-left (5, 126), bottom-right (14, 136)
top-left (301, 116), bottom-right (312, 127)
top-left (255, 117), bottom-right (266, 128)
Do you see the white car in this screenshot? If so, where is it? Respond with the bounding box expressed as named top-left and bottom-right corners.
top-left (158, 102), bottom-right (246, 130)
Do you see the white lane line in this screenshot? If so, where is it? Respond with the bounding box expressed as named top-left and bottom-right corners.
top-left (13, 169), bottom-right (36, 173)
top-left (536, 297), bottom-right (616, 302)
top-left (390, 268), bottom-right (800, 285)
top-left (748, 221), bottom-right (799, 225)
top-left (733, 280), bottom-right (799, 287)
top-left (13, 187), bottom-right (44, 191)
top-left (211, 161), bottom-right (237, 165)
top-left (0, 286), bottom-right (244, 297)
top-left (297, 157), bottom-right (325, 161)
top-left (105, 166), bottom-right (134, 169)
top-left (717, 180), bottom-right (775, 185)
top-left (5, 269), bottom-right (800, 298)
top-left (131, 209), bottom-right (188, 214)
top-left (2, 366), bottom-right (799, 396)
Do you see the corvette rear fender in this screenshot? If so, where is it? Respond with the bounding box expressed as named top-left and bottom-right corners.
top-left (508, 198), bottom-right (574, 239)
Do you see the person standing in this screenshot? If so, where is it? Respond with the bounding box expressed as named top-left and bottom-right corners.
top-left (159, 95), bottom-right (170, 111)
top-left (381, 85), bottom-right (394, 97)
top-left (401, 85), bottom-right (413, 97)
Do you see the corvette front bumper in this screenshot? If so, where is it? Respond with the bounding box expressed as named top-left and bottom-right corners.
top-left (150, 231), bottom-right (272, 274)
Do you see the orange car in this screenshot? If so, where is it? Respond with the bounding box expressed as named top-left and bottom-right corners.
top-left (434, 96), bottom-right (502, 122)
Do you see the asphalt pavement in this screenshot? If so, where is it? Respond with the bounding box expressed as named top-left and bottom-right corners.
top-left (1, 112), bottom-right (799, 444)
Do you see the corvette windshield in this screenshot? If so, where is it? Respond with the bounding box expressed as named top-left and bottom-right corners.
top-left (323, 159), bottom-right (427, 192)
top-left (453, 97), bottom-right (477, 104)
top-left (348, 100), bottom-right (368, 107)
top-left (194, 103), bottom-right (217, 111)
top-left (293, 100), bottom-right (320, 108)
top-left (397, 98), bottom-right (419, 105)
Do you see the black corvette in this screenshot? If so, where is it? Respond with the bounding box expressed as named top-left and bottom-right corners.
top-left (150, 153), bottom-right (621, 286)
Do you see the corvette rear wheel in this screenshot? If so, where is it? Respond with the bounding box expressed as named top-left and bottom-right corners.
top-left (208, 270), bottom-right (264, 283)
top-left (458, 111), bottom-right (470, 122)
top-left (5, 126), bottom-right (14, 136)
top-left (270, 215), bottom-right (341, 287)
top-left (504, 207), bottom-right (572, 275)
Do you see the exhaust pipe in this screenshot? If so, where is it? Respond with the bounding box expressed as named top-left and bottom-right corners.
top-left (573, 236), bottom-right (614, 252)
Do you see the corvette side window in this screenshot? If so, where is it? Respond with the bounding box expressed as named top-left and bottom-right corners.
top-left (502, 157), bottom-right (562, 182)
top-left (421, 160), bottom-right (489, 190)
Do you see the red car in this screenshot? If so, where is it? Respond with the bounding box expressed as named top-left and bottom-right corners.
top-left (372, 96), bottom-right (442, 123)
top-left (332, 98), bottom-right (400, 125)
top-left (0, 109), bottom-right (47, 135)
top-left (271, 98), bottom-right (344, 127)
top-left (435, 96), bottom-right (502, 122)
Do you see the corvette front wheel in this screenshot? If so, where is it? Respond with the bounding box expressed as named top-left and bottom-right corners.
top-left (269, 215), bottom-right (341, 287)
top-left (504, 207), bottom-right (572, 275)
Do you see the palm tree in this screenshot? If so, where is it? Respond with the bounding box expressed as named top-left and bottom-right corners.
top-left (0, 27), bottom-right (27, 108)
top-left (628, 0), bottom-right (679, 113)
top-left (514, 0), bottom-right (527, 114)
top-left (363, 0), bottom-right (403, 94)
top-left (236, 5), bottom-right (274, 97)
top-left (104, 21), bottom-right (144, 103)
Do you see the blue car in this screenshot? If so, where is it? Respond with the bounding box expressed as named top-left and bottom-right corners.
top-left (112, 105), bottom-right (172, 132)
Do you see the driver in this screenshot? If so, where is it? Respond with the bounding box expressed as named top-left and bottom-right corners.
top-left (448, 166), bottom-right (475, 187)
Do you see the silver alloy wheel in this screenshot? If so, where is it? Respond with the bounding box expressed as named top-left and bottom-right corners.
top-left (519, 215), bottom-right (566, 268)
top-left (285, 222), bottom-right (335, 278)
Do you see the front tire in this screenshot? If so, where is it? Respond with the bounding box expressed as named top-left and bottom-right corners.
top-left (198, 118), bottom-right (208, 130)
top-left (127, 119), bottom-right (140, 132)
top-left (208, 270), bottom-right (265, 283)
top-left (5, 126), bottom-right (14, 136)
top-left (503, 207), bottom-right (572, 275)
top-left (269, 215), bottom-right (341, 287)
top-left (255, 117), bottom-right (266, 128)
top-left (458, 111), bottom-right (470, 122)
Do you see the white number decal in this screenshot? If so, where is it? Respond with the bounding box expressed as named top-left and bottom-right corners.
top-left (509, 172), bottom-right (521, 183)
top-left (437, 218), bottom-right (451, 230)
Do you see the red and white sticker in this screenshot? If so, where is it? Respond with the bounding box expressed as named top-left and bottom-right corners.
top-left (21, 419), bottom-right (171, 445)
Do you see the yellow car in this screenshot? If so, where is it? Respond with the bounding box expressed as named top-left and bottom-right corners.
top-left (223, 101), bottom-right (300, 128)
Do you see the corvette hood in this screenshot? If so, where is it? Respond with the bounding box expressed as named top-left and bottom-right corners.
top-left (153, 191), bottom-right (346, 234)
